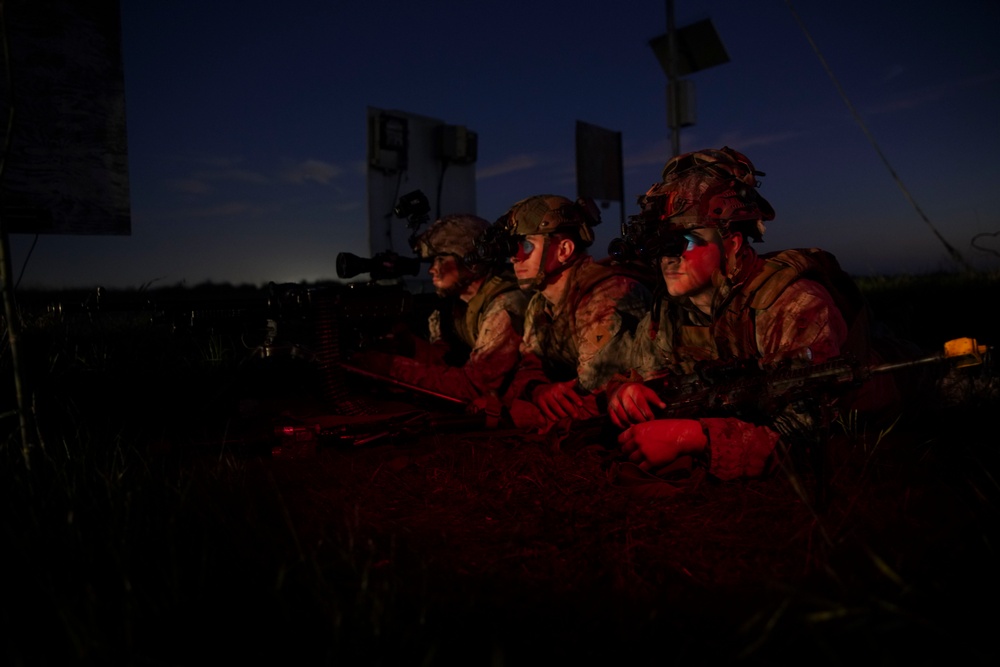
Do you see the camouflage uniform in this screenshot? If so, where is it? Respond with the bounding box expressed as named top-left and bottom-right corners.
top-left (625, 247), bottom-right (887, 480)
top-left (494, 194), bottom-right (654, 421)
top-left (518, 256), bottom-right (651, 392)
top-left (614, 147), bottom-right (903, 480)
top-left (360, 214), bottom-right (529, 405)
top-left (389, 273), bottom-right (527, 402)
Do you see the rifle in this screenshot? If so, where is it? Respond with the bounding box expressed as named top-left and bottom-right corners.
top-left (564, 337), bottom-right (992, 458)
top-left (338, 361), bottom-right (467, 407)
top-left (638, 337), bottom-right (991, 422)
top-left (585, 337), bottom-right (994, 508)
top-left (273, 407), bottom-right (490, 452)
top-left (273, 360), bottom-right (539, 453)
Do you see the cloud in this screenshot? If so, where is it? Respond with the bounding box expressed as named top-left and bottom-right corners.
top-left (165, 168), bottom-right (268, 195)
top-left (867, 70), bottom-right (1000, 115)
top-left (334, 199), bottom-right (363, 212)
top-left (624, 139), bottom-right (672, 170)
top-left (199, 169), bottom-right (270, 184)
top-left (281, 159), bottom-right (343, 184)
top-left (166, 156), bottom-right (341, 198)
top-left (166, 178), bottom-right (213, 194)
top-left (186, 201), bottom-right (266, 218)
top-left (714, 130), bottom-right (805, 150)
top-left (477, 154), bottom-right (540, 179)
top-left (190, 155), bottom-right (246, 169)
top-left (882, 64), bottom-right (906, 83)
top-left (622, 131), bottom-right (803, 174)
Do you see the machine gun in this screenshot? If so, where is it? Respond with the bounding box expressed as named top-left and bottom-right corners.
top-left (259, 279), bottom-right (440, 415)
top-left (258, 189), bottom-right (443, 415)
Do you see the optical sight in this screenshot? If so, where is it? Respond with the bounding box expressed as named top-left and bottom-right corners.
top-left (336, 250), bottom-right (421, 281)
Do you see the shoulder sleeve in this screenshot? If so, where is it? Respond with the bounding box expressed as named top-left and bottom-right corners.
top-left (427, 309), bottom-right (443, 344)
top-left (575, 275), bottom-right (653, 391)
top-left (754, 278), bottom-right (849, 364)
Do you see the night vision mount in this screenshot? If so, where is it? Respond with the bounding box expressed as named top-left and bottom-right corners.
top-left (334, 189), bottom-right (431, 282)
top-left (393, 189), bottom-right (432, 253)
top-left (465, 214), bottom-right (518, 271)
top-left (608, 208), bottom-right (698, 264)
top-left (607, 213), bottom-right (680, 264)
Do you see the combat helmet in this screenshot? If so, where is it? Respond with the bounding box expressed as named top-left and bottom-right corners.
top-left (414, 214), bottom-right (490, 261)
top-left (502, 194), bottom-right (601, 246)
top-left (611, 146), bottom-right (774, 264)
top-left (641, 146), bottom-right (774, 234)
top-left (483, 194), bottom-right (603, 290)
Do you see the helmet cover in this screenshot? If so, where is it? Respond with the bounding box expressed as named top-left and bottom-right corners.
top-left (640, 146), bottom-right (775, 235)
top-left (414, 214), bottom-right (490, 260)
top-left (503, 194), bottom-right (601, 247)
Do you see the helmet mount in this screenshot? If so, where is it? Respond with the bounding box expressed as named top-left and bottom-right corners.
top-left (469, 194), bottom-right (603, 279)
top-left (609, 146), bottom-right (774, 265)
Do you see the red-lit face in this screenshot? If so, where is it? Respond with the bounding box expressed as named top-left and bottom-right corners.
top-left (511, 234), bottom-right (558, 289)
top-left (659, 229), bottom-right (721, 300)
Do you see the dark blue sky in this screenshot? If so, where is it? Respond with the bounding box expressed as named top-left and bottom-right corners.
top-left (10, 0), bottom-right (1000, 290)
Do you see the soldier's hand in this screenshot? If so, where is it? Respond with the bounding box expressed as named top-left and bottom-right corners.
top-left (617, 419), bottom-right (707, 472)
top-left (607, 382), bottom-right (666, 428)
top-left (532, 380), bottom-right (585, 421)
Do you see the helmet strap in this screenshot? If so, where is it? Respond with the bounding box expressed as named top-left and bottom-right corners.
top-left (517, 235), bottom-right (572, 290)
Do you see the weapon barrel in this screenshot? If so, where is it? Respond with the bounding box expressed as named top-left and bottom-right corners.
top-left (872, 337), bottom-right (991, 374)
top-left (644, 337), bottom-right (991, 422)
top-left (339, 362), bottom-right (468, 406)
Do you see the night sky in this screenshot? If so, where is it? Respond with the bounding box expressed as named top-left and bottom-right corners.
top-left (8, 0), bottom-right (1000, 290)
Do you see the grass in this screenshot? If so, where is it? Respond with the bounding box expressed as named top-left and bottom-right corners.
top-left (2, 272), bottom-right (1000, 666)
top-left (854, 269), bottom-right (1000, 348)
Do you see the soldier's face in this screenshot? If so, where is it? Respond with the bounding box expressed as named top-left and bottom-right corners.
top-left (511, 234), bottom-right (550, 286)
top-left (428, 254), bottom-right (461, 295)
top-left (659, 228), bottom-right (720, 299)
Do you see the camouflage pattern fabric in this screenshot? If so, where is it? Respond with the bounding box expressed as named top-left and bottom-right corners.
top-left (516, 256), bottom-right (652, 394)
top-left (415, 214), bottom-right (490, 259)
top-left (623, 247), bottom-right (872, 481)
top-left (389, 283), bottom-right (528, 403)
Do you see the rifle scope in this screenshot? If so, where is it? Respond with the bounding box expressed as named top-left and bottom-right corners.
top-left (336, 250), bottom-right (422, 281)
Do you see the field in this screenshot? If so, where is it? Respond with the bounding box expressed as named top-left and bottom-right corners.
top-left (2, 272), bottom-right (999, 666)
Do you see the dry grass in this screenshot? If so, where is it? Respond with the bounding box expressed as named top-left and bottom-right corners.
top-left (2, 274), bottom-right (999, 666)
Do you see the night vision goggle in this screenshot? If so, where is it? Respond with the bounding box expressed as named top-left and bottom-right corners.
top-left (464, 214), bottom-right (519, 268)
top-left (608, 210), bottom-right (709, 264)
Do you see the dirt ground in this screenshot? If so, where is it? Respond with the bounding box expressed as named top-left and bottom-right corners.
top-left (195, 362), bottom-right (1000, 666)
top-left (4, 278), bottom-right (999, 665)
